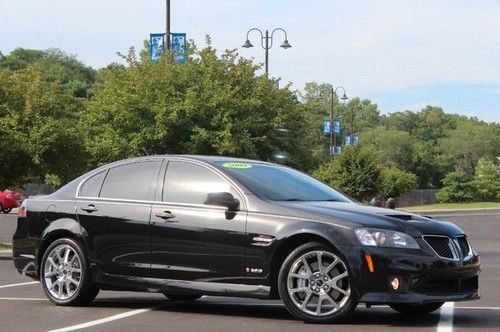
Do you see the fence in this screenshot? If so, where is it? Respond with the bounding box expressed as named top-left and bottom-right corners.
top-left (394, 189), bottom-right (439, 207)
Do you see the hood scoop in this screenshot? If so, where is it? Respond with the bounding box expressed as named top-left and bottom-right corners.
top-left (384, 214), bottom-right (414, 221)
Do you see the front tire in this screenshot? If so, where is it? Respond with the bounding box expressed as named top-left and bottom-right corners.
top-left (40, 238), bottom-right (99, 306)
top-left (390, 302), bottom-right (444, 315)
top-left (278, 242), bottom-right (358, 323)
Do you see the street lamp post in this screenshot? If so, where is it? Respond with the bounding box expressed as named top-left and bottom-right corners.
top-left (242, 28), bottom-right (292, 75)
top-left (165, 0), bottom-right (171, 50)
top-left (330, 86), bottom-right (348, 156)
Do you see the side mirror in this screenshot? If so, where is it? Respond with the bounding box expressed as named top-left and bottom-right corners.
top-left (204, 192), bottom-right (240, 211)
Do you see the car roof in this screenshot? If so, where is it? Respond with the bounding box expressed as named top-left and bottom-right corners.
top-left (114, 155), bottom-right (278, 167)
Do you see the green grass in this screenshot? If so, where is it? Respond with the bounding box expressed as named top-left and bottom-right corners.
top-left (401, 201), bottom-right (500, 212)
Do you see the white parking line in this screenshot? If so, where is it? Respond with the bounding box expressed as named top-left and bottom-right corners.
top-left (437, 302), bottom-right (454, 332)
top-left (0, 281), bottom-right (39, 289)
top-left (47, 307), bottom-right (157, 332)
top-left (0, 297), bottom-right (46, 301)
top-left (455, 306), bottom-right (500, 310)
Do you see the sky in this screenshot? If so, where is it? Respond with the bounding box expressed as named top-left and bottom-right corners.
top-left (1, 0), bottom-right (499, 122)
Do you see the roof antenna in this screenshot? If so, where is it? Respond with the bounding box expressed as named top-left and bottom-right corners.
top-left (141, 147), bottom-right (150, 156)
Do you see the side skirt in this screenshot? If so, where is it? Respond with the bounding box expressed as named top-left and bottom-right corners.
top-left (93, 270), bottom-right (271, 299)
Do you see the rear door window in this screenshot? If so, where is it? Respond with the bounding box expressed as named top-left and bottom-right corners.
top-left (100, 161), bottom-right (162, 201)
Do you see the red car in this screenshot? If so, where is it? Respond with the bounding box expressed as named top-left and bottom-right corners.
top-left (0, 190), bottom-right (24, 214)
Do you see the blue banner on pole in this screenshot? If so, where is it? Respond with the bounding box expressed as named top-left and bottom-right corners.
top-left (329, 145), bottom-right (342, 156)
top-left (332, 120), bottom-right (341, 134)
top-left (172, 33), bottom-right (186, 64)
top-left (323, 120), bottom-right (330, 135)
top-left (150, 33), bottom-right (165, 63)
top-left (323, 120), bottom-right (341, 135)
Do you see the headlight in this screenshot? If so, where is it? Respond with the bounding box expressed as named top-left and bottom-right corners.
top-left (354, 228), bottom-right (420, 249)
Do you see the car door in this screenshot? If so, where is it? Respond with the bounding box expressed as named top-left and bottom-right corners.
top-left (150, 160), bottom-right (247, 283)
top-left (76, 159), bottom-right (163, 277)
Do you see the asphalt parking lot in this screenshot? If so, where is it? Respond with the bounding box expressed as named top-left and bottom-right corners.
top-left (1, 209), bottom-right (499, 332)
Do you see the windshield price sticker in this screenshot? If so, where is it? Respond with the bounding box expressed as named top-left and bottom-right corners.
top-left (222, 162), bottom-right (252, 169)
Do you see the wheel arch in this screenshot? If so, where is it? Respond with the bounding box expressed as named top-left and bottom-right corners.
top-left (269, 232), bottom-right (336, 298)
top-left (37, 219), bottom-right (86, 278)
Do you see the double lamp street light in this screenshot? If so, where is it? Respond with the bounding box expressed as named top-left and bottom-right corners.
top-left (242, 28), bottom-right (292, 75)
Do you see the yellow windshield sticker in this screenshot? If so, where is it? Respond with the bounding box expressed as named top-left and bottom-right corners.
top-left (222, 162), bottom-right (252, 169)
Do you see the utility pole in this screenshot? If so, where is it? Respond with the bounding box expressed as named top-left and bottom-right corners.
top-left (166, 0), bottom-right (171, 50)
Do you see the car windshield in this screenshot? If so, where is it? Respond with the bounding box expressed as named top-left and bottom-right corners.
top-left (218, 162), bottom-right (351, 202)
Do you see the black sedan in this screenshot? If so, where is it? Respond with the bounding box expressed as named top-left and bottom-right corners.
top-left (12, 155), bottom-right (480, 323)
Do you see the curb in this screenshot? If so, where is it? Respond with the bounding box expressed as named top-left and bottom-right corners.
top-left (400, 207), bottom-right (500, 214)
top-left (0, 250), bottom-right (12, 260)
top-left (0, 242), bottom-right (12, 260)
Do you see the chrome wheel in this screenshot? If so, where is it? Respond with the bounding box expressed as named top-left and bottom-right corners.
top-left (43, 244), bottom-right (82, 301)
top-left (287, 250), bottom-right (351, 316)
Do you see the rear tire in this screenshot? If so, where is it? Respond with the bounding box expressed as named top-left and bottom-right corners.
top-left (278, 242), bottom-right (358, 323)
top-left (163, 293), bottom-right (203, 301)
top-left (390, 302), bottom-right (444, 315)
top-left (0, 203), bottom-right (10, 213)
top-left (40, 238), bottom-right (99, 306)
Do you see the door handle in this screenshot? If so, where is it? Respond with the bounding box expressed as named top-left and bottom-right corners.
top-left (81, 204), bottom-right (98, 213)
top-left (155, 211), bottom-right (176, 220)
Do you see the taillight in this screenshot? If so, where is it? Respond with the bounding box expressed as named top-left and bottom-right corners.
top-left (19, 200), bottom-right (27, 218)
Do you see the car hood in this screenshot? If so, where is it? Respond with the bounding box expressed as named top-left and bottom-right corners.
top-left (273, 201), bottom-right (464, 237)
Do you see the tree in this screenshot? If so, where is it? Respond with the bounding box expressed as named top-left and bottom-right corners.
top-left (436, 169), bottom-right (476, 203)
top-left (0, 67), bottom-right (86, 188)
top-left (313, 146), bottom-right (382, 201)
top-left (361, 128), bottom-right (414, 168)
top-left (0, 48), bottom-right (96, 97)
top-left (379, 167), bottom-right (417, 198)
top-left (84, 40), bottom-right (318, 171)
top-left (438, 120), bottom-right (499, 176)
top-left (472, 158), bottom-right (500, 201)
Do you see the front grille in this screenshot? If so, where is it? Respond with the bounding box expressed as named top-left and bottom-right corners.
top-left (423, 236), bottom-right (456, 259)
top-left (456, 236), bottom-right (471, 256)
top-left (412, 276), bottom-right (478, 294)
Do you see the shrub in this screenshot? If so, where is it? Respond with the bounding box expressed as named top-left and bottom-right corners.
top-left (380, 167), bottom-right (417, 198)
top-left (436, 169), bottom-right (476, 203)
top-left (472, 158), bottom-right (500, 201)
top-left (313, 146), bottom-right (382, 202)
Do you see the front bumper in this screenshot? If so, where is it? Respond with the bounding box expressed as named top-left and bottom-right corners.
top-left (340, 245), bottom-right (481, 305)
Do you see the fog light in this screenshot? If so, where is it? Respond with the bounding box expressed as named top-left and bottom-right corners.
top-left (390, 277), bottom-right (400, 291)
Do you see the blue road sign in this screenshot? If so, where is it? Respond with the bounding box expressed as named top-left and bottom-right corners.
top-left (344, 134), bottom-right (352, 146)
top-left (172, 33), bottom-right (186, 64)
top-left (150, 33), bottom-right (165, 63)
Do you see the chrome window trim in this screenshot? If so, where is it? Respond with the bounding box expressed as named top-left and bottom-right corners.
top-left (75, 156), bottom-right (165, 199)
top-left (74, 156), bottom-right (249, 211)
top-left (76, 196), bottom-right (228, 211)
top-left (161, 157), bottom-right (248, 209)
top-left (422, 235), bottom-right (460, 261)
